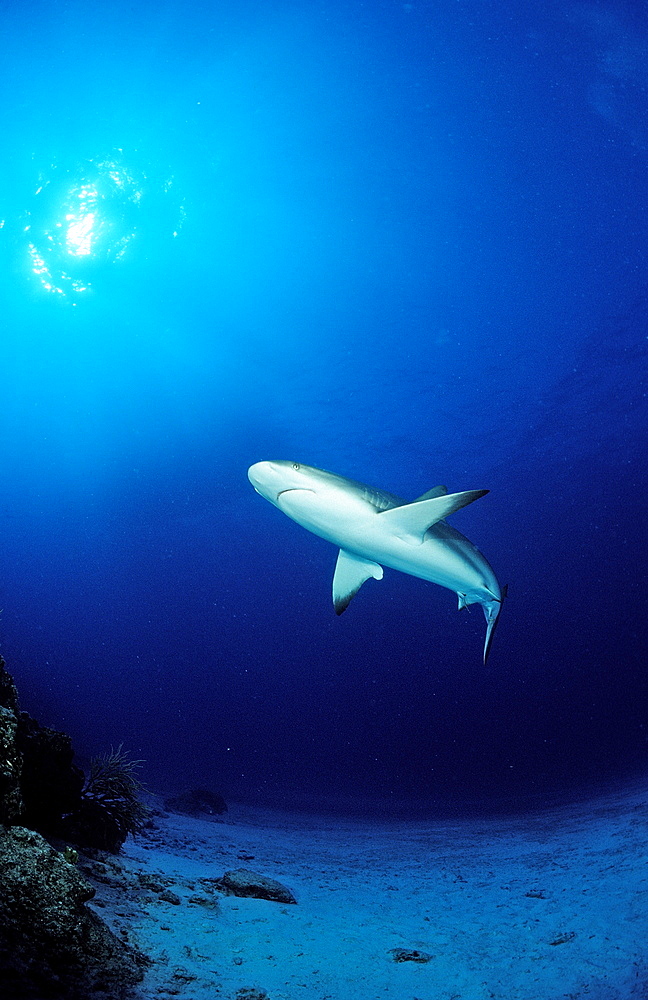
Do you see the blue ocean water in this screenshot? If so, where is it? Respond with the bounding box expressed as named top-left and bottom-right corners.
top-left (0, 0), bottom-right (646, 816)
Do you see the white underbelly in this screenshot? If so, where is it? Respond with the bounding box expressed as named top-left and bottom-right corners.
top-left (329, 521), bottom-right (493, 599)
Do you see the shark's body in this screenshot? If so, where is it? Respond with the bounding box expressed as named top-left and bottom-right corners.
top-left (248, 461), bottom-right (504, 662)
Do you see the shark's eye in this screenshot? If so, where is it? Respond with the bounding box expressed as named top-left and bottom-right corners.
top-left (292, 463), bottom-right (300, 470)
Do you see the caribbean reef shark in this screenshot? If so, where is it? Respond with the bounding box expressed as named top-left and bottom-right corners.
top-left (248, 461), bottom-right (505, 663)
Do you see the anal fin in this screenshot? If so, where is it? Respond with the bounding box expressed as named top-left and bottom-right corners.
top-left (333, 549), bottom-right (383, 615)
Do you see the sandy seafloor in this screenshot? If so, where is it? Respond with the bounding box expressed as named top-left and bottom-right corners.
top-left (84, 782), bottom-right (648, 1000)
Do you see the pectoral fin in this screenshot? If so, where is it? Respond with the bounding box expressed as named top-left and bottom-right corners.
top-left (378, 489), bottom-right (488, 543)
top-left (333, 549), bottom-right (383, 615)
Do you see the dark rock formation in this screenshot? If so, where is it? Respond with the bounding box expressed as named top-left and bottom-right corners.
top-left (213, 868), bottom-right (297, 904)
top-left (0, 655), bottom-right (151, 995)
top-left (0, 654), bottom-right (84, 832)
top-left (17, 713), bottom-right (85, 834)
top-left (1, 657), bottom-right (24, 824)
top-left (1, 655), bottom-right (148, 853)
top-left (164, 787), bottom-right (228, 817)
top-left (0, 704), bottom-right (22, 824)
top-left (0, 825), bottom-right (147, 999)
top-left (0, 658), bottom-right (19, 711)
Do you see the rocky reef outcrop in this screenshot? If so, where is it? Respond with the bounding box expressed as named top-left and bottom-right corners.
top-left (0, 655), bottom-right (148, 852)
top-left (0, 664), bottom-right (22, 823)
top-left (0, 655), bottom-right (85, 834)
top-left (0, 825), bottom-right (147, 998)
top-left (164, 787), bottom-right (228, 817)
top-left (0, 654), bottom-right (148, 997)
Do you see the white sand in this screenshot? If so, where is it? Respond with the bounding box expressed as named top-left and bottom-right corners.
top-left (86, 782), bottom-right (648, 999)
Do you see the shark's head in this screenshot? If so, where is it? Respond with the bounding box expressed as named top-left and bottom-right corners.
top-left (248, 460), bottom-right (356, 526)
top-left (249, 459), bottom-right (373, 545)
top-left (247, 461), bottom-right (321, 507)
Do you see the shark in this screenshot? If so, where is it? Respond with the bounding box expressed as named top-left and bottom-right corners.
top-left (247, 460), bottom-right (505, 663)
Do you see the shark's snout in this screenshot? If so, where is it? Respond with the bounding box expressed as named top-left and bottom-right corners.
top-left (248, 461), bottom-right (309, 505)
top-left (247, 461), bottom-right (276, 493)
top-left (247, 461), bottom-right (267, 485)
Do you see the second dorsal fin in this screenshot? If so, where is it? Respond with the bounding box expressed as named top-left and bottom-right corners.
top-left (378, 489), bottom-right (488, 542)
top-left (413, 485), bottom-right (448, 502)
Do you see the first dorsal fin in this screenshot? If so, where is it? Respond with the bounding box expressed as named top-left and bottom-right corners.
top-left (413, 485), bottom-right (447, 502)
top-left (377, 489), bottom-right (488, 543)
top-left (332, 549), bottom-right (383, 614)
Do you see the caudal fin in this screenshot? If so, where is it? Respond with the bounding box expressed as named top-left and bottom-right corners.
top-left (482, 584), bottom-right (507, 664)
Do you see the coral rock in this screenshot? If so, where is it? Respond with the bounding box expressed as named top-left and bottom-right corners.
top-left (17, 713), bottom-right (85, 832)
top-left (214, 868), bottom-right (297, 904)
top-left (0, 704), bottom-right (23, 824)
top-left (164, 788), bottom-right (228, 816)
top-left (0, 825), bottom-right (147, 998)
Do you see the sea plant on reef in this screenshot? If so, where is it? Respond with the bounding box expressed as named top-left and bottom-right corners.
top-left (64, 745), bottom-right (150, 853)
top-left (1, 650), bottom-right (148, 853)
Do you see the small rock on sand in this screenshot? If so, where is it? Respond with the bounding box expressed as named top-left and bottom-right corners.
top-left (213, 868), bottom-right (297, 904)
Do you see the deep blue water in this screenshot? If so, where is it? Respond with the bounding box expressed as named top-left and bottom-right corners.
top-left (1, 0), bottom-right (646, 816)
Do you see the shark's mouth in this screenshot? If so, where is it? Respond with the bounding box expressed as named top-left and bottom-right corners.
top-left (277, 488), bottom-right (315, 500)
